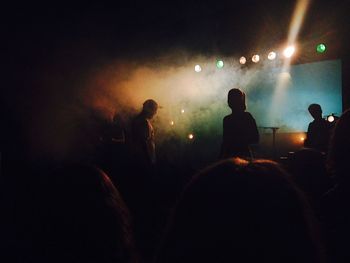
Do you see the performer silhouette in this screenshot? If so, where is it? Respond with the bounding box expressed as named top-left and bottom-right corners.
top-left (304, 103), bottom-right (330, 153)
top-left (130, 99), bottom-right (158, 166)
top-left (220, 88), bottom-right (259, 159)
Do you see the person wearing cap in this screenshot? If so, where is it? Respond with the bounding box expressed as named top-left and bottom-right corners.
top-left (130, 99), bottom-right (158, 166)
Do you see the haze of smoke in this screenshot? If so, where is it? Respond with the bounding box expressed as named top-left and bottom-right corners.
top-left (27, 51), bottom-right (290, 161)
top-left (83, 53), bottom-right (281, 145)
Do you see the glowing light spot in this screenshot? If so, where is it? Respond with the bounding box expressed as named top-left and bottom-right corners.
top-left (268, 51), bottom-right (277, 60)
top-left (300, 137), bottom-right (305, 142)
top-left (283, 46), bottom-right (296, 58)
top-left (316, 43), bottom-right (326, 53)
top-left (239, 56), bottom-right (247, 65)
top-left (194, 64), bottom-right (202, 72)
top-left (216, 60), bottom-right (224, 68)
top-left (181, 109), bottom-right (185, 114)
top-left (188, 133), bottom-right (194, 140)
top-left (252, 55), bottom-right (260, 63)
top-left (327, 115), bottom-right (335, 123)
top-left (170, 121), bottom-right (174, 126)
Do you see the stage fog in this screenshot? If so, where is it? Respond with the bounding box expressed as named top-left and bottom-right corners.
top-left (23, 53), bottom-right (342, 164)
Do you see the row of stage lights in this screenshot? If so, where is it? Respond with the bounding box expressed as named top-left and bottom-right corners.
top-left (194, 43), bottom-right (327, 72)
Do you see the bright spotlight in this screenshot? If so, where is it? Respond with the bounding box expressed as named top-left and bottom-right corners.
top-left (181, 109), bottom-right (185, 114)
top-left (170, 121), bottom-right (174, 126)
top-left (188, 133), bottom-right (194, 140)
top-left (300, 136), bottom-right (305, 142)
top-left (327, 115), bottom-right (335, 123)
top-left (283, 46), bottom-right (296, 58)
top-left (194, 64), bottom-right (202, 72)
top-left (239, 56), bottom-right (247, 65)
top-left (268, 51), bottom-right (277, 60)
top-left (216, 60), bottom-right (224, 68)
top-left (252, 54), bottom-right (260, 63)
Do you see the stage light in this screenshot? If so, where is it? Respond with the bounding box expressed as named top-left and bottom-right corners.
top-left (188, 133), bottom-right (194, 140)
top-left (316, 43), bottom-right (326, 53)
top-left (252, 55), bottom-right (260, 63)
top-left (216, 60), bottom-right (224, 68)
top-left (300, 136), bottom-right (305, 142)
top-left (327, 115), bottom-right (335, 123)
top-left (283, 46), bottom-right (295, 58)
top-left (181, 109), bottom-right (185, 114)
top-left (239, 56), bottom-right (246, 65)
top-left (170, 121), bottom-right (174, 126)
top-left (194, 64), bottom-right (202, 72)
top-left (268, 51), bottom-right (277, 60)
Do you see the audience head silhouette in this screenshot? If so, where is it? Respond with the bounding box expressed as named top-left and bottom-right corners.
top-left (142, 99), bottom-right (158, 119)
top-left (40, 164), bottom-right (136, 263)
top-left (156, 158), bottom-right (323, 263)
top-left (228, 88), bottom-right (246, 112)
top-left (308, 104), bottom-right (323, 120)
top-left (289, 148), bottom-right (329, 203)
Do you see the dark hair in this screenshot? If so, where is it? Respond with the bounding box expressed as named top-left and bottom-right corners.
top-left (228, 88), bottom-right (246, 112)
top-left (40, 164), bottom-right (136, 263)
top-left (142, 99), bottom-right (158, 119)
top-left (308, 104), bottom-right (322, 119)
top-left (143, 99), bottom-right (158, 111)
top-left (156, 158), bottom-right (323, 263)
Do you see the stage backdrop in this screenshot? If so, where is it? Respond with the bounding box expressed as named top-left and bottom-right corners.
top-left (246, 59), bottom-right (342, 132)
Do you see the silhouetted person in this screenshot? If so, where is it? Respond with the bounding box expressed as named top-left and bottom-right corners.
top-left (130, 99), bottom-right (158, 166)
top-left (128, 100), bottom-right (160, 260)
top-left (321, 109), bottom-right (350, 263)
top-left (220, 88), bottom-right (259, 159)
top-left (38, 164), bottom-right (136, 263)
top-left (155, 158), bottom-right (324, 263)
top-left (304, 104), bottom-right (330, 153)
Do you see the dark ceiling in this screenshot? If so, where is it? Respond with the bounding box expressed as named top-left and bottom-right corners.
top-left (3, 0), bottom-right (349, 60)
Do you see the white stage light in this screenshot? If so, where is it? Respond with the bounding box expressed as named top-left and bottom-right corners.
top-left (327, 115), bottom-right (335, 123)
top-left (268, 51), bottom-right (277, 60)
top-left (252, 54), bottom-right (260, 63)
top-left (283, 46), bottom-right (296, 58)
top-left (239, 56), bottom-right (247, 65)
top-left (194, 65), bottom-right (202, 72)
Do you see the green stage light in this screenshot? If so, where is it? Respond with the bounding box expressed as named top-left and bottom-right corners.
top-left (216, 60), bottom-right (224, 68)
top-left (316, 43), bottom-right (326, 53)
